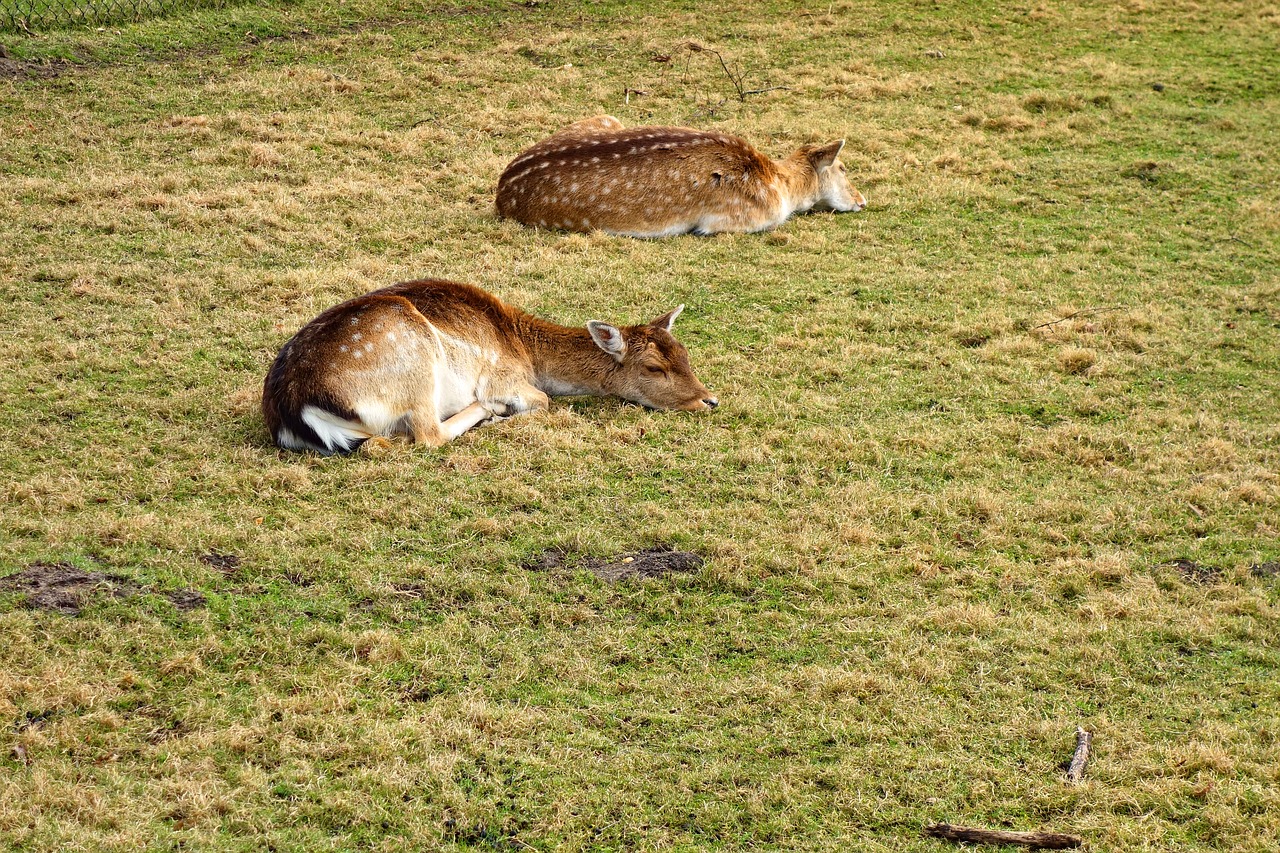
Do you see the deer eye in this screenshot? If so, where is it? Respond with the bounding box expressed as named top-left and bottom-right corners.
top-left (645, 365), bottom-right (666, 376)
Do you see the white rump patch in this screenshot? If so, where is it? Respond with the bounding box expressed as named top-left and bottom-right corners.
top-left (299, 405), bottom-right (371, 453)
top-left (275, 426), bottom-right (321, 453)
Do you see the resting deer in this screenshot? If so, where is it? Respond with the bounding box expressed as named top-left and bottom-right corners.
top-left (262, 279), bottom-right (718, 454)
top-left (495, 115), bottom-right (866, 237)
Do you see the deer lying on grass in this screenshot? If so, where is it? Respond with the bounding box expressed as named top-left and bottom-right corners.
top-left (262, 279), bottom-right (718, 454)
top-left (496, 115), bottom-right (866, 237)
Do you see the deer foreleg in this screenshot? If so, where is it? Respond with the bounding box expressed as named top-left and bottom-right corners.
top-left (437, 402), bottom-right (495, 442)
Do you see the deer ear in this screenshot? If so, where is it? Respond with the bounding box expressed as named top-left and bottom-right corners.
top-left (587, 321), bottom-right (627, 361)
top-left (649, 304), bottom-right (684, 332)
top-left (808, 139), bottom-right (845, 169)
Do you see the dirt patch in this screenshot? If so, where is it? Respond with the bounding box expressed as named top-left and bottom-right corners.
top-left (1250, 561), bottom-right (1280, 579)
top-left (1, 562), bottom-right (206, 615)
top-left (1167, 559), bottom-right (1224, 585)
top-left (522, 545), bottom-right (704, 582)
top-left (0, 58), bottom-right (71, 81)
top-left (198, 550), bottom-right (241, 574)
top-left (164, 589), bottom-right (207, 611)
top-left (0, 562), bottom-right (138, 614)
top-left (586, 546), bottom-right (704, 582)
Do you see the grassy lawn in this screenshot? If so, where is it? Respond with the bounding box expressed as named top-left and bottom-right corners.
top-left (1, 0), bottom-right (1278, 849)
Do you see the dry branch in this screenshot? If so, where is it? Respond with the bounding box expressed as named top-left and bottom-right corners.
top-left (1030, 306), bottom-right (1125, 331)
top-left (1066, 726), bottom-right (1093, 784)
top-left (685, 42), bottom-right (788, 102)
top-left (924, 824), bottom-right (1082, 849)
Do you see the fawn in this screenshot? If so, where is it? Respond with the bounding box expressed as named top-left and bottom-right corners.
top-left (262, 279), bottom-right (718, 454)
top-left (496, 115), bottom-right (866, 237)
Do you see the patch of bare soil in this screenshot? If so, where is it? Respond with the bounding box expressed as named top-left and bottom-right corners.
top-left (1250, 561), bottom-right (1280, 579)
top-left (1167, 558), bottom-right (1224, 585)
top-left (0, 562), bottom-right (137, 614)
top-left (164, 589), bottom-right (207, 611)
top-left (0, 562), bottom-right (205, 614)
top-left (198, 550), bottom-right (241, 574)
top-left (523, 545), bottom-right (704, 582)
top-left (0, 57), bottom-right (71, 80)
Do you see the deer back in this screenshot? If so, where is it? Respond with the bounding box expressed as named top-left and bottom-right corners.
top-left (497, 122), bottom-right (791, 237)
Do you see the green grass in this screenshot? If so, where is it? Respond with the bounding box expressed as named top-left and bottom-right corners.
top-left (2, 0), bottom-right (1279, 850)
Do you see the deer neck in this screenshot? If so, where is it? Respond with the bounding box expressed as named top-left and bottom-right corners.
top-left (776, 154), bottom-right (822, 214)
top-left (514, 314), bottom-right (619, 397)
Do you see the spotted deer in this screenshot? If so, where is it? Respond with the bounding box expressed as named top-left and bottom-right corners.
top-left (495, 115), bottom-right (866, 237)
top-left (262, 279), bottom-right (718, 454)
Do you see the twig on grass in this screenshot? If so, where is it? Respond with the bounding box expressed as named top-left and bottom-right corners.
top-left (924, 824), bottom-right (1082, 849)
top-left (1030, 306), bottom-right (1125, 332)
top-left (685, 42), bottom-right (790, 102)
top-left (1066, 726), bottom-right (1093, 783)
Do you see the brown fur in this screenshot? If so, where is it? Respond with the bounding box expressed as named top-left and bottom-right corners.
top-left (262, 279), bottom-right (717, 454)
top-left (496, 116), bottom-right (866, 237)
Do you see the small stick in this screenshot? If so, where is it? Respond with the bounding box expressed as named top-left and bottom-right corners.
top-left (924, 824), bottom-right (1082, 849)
top-left (1030, 306), bottom-right (1124, 331)
top-left (1066, 726), bottom-right (1093, 784)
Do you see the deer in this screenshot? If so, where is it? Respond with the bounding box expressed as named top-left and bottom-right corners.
top-left (262, 278), bottom-right (718, 454)
top-left (495, 115), bottom-right (866, 238)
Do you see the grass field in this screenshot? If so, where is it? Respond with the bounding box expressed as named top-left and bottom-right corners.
top-left (1, 0), bottom-right (1278, 849)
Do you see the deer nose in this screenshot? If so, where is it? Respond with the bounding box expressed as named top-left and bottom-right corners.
top-left (703, 397), bottom-right (719, 410)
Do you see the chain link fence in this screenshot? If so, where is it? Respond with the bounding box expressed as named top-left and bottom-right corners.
top-left (1, 0), bottom-right (226, 32)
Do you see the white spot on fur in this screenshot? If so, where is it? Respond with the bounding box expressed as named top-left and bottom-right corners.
top-left (352, 333), bottom-right (362, 341)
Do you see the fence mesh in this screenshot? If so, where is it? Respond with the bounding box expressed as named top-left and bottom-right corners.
top-left (1, 0), bottom-right (226, 32)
